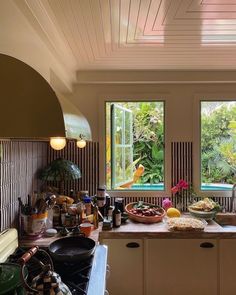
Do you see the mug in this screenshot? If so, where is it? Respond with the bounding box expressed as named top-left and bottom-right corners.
top-left (79, 222), bottom-right (93, 237)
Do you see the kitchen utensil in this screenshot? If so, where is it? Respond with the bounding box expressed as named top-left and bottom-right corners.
top-left (125, 202), bottom-right (165, 223)
top-left (48, 236), bottom-right (96, 263)
top-left (34, 197), bottom-right (45, 214)
top-left (21, 212), bottom-right (48, 238)
top-left (18, 246), bottom-right (72, 295)
top-left (45, 194), bottom-right (57, 210)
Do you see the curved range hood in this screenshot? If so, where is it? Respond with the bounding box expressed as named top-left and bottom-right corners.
top-left (0, 54), bottom-right (91, 141)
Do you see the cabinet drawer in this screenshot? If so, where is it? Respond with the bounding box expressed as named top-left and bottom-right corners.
top-left (103, 239), bottom-right (143, 295)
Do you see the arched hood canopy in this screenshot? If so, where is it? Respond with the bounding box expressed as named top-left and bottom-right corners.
top-left (0, 54), bottom-right (91, 140)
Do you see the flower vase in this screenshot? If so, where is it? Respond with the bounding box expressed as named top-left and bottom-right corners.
top-left (176, 196), bottom-right (182, 212)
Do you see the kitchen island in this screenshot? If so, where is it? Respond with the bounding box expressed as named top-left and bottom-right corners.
top-left (99, 217), bottom-right (236, 295)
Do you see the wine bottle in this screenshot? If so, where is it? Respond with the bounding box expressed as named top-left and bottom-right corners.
top-left (112, 201), bottom-right (121, 227)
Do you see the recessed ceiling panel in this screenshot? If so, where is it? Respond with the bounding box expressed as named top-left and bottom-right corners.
top-left (23, 0), bottom-right (236, 69)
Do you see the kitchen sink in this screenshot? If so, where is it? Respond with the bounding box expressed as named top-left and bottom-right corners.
top-left (220, 225), bottom-right (236, 231)
top-left (215, 212), bottom-right (236, 226)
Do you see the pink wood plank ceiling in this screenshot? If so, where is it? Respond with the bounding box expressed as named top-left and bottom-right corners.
top-left (16, 0), bottom-right (236, 70)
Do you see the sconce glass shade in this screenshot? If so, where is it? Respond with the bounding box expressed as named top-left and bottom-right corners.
top-left (50, 137), bottom-right (66, 150)
top-left (76, 139), bottom-right (86, 148)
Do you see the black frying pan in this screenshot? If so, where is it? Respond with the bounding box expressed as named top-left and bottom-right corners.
top-left (48, 236), bottom-right (96, 262)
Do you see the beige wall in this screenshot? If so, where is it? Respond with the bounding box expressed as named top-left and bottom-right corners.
top-left (72, 82), bottom-right (236, 141)
top-left (0, 0), bottom-right (74, 93)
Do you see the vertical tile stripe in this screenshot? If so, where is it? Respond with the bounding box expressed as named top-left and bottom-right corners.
top-left (171, 142), bottom-right (193, 211)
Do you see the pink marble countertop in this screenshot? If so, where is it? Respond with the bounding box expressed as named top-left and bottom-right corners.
top-left (99, 215), bottom-right (236, 240)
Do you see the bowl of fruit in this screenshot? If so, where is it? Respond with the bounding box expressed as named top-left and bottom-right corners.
top-left (188, 197), bottom-right (221, 221)
top-left (125, 201), bottom-right (165, 223)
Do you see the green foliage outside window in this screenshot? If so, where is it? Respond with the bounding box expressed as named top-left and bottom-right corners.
top-left (106, 101), bottom-right (164, 189)
top-left (201, 102), bottom-right (236, 185)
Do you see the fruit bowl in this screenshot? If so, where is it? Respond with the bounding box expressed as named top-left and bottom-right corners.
top-left (125, 202), bottom-right (165, 224)
top-left (188, 197), bottom-right (220, 221)
top-left (188, 207), bottom-right (217, 221)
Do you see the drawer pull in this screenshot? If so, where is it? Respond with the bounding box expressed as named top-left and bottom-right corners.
top-left (200, 242), bottom-right (214, 248)
top-left (126, 242), bottom-right (140, 248)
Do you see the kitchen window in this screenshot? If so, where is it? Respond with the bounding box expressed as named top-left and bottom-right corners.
top-left (106, 101), bottom-right (164, 190)
top-left (200, 101), bottom-right (236, 191)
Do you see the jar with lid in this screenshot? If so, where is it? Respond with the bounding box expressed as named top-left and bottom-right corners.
top-left (52, 205), bottom-right (60, 227)
top-left (115, 197), bottom-right (124, 213)
top-left (93, 204), bottom-right (99, 229)
top-left (77, 202), bottom-right (86, 223)
top-left (96, 187), bottom-right (106, 208)
top-left (79, 190), bottom-right (89, 200)
top-left (65, 213), bottom-right (71, 227)
top-left (60, 202), bottom-right (67, 226)
top-left (84, 196), bottom-right (92, 215)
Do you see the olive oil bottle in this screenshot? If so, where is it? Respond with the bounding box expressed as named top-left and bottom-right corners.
top-left (112, 201), bottom-right (121, 227)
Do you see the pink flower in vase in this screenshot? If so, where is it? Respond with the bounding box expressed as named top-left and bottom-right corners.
top-left (171, 180), bottom-right (189, 209)
top-left (177, 179), bottom-right (188, 190)
top-left (162, 198), bottom-right (172, 211)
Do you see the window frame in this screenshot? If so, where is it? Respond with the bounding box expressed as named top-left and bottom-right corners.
top-left (99, 95), bottom-right (168, 198)
top-left (110, 103), bottom-right (133, 188)
top-left (193, 94), bottom-right (235, 198)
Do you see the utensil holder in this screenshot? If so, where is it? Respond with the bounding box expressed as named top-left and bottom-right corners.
top-left (21, 212), bottom-right (48, 239)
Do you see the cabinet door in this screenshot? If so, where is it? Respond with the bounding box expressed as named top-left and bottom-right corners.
top-left (145, 239), bottom-right (217, 295)
top-left (219, 239), bottom-right (236, 295)
top-left (103, 239), bottom-right (143, 295)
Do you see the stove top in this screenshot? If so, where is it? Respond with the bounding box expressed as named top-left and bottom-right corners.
top-left (7, 247), bottom-right (94, 295)
top-left (53, 256), bottom-right (94, 295)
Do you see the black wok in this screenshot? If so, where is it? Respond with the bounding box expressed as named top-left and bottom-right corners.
top-left (48, 236), bottom-right (96, 262)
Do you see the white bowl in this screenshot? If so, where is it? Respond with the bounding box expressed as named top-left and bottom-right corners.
top-left (188, 207), bottom-right (217, 221)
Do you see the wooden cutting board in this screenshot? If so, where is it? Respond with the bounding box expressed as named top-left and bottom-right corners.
top-left (0, 228), bottom-right (18, 263)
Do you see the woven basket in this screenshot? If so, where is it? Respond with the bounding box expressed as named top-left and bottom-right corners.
top-left (125, 202), bottom-right (165, 224)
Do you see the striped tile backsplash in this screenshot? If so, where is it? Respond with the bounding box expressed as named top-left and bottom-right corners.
top-left (0, 140), bottom-right (232, 231)
top-left (0, 141), bottom-right (47, 231)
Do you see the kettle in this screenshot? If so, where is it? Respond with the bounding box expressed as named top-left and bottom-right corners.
top-left (18, 246), bottom-right (72, 295)
top-left (31, 264), bottom-right (71, 295)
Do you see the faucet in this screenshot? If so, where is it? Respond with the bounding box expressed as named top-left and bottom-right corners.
top-left (230, 184), bottom-right (236, 212)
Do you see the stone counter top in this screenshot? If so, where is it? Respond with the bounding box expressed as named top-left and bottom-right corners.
top-left (99, 216), bottom-right (236, 240)
top-left (20, 226), bottom-right (100, 248)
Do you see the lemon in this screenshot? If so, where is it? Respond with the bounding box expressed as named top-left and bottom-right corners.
top-left (166, 207), bottom-right (181, 218)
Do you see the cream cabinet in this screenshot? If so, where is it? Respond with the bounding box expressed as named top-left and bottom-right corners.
top-left (144, 239), bottom-right (218, 295)
top-left (103, 239), bottom-right (143, 295)
top-left (219, 239), bottom-right (236, 295)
